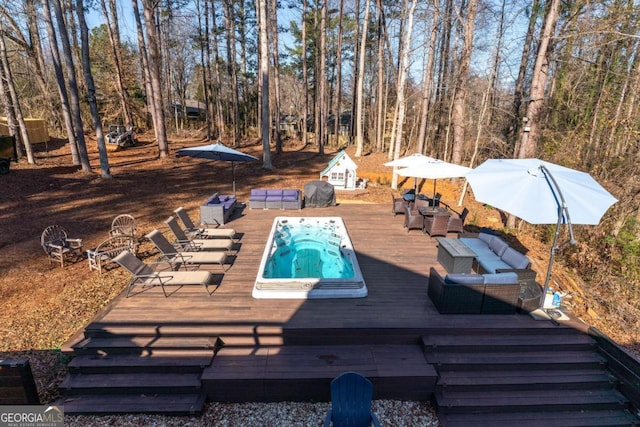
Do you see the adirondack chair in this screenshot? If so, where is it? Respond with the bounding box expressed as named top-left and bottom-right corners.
top-left (323, 372), bottom-right (381, 427)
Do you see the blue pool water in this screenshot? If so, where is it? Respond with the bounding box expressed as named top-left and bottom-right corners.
top-left (253, 217), bottom-right (367, 299)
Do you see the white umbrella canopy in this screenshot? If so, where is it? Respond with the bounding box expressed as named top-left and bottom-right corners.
top-left (465, 159), bottom-right (617, 225)
top-left (396, 159), bottom-right (472, 197)
top-left (383, 153), bottom-right (437, 168)
top-left (466, 158), bottom-right (618, 310)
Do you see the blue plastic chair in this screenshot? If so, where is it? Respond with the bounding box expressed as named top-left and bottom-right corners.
top-left (323, 372), bottom-right (381, 427)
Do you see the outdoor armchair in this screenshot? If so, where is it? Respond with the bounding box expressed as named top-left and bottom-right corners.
top-left (403, 204), bottom-right (424, 232)
top-left (40, 225), bottom-right (83, 267)
top-left (391, 193), bottom-right (405, 215)
top-left (447, 207), bottom-right (469, 234)
top-left (424, 213), bottom-right (449, 238)
top-left (113, 250), bottom-right (215, 297)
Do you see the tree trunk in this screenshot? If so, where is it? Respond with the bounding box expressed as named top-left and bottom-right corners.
top-left (141, 0), bottom-right (169, 158)
top-left (100, 0), bottom-right (133, 129)
top-left (511, 0), bottom-right (540, 156)
top-left (51, 0), bottom-right (92, 172)
top-left (258, 0), bottom-right (272, 169)
top-left (0, 51), bottom-right (24, 159)
top-left (317, 0), bottom-right (327, 155)
top-left (270, 0), bottom-right (282, 153)
top-left (450, 0), bottom-right (478, 165)
top-left (332, 0), bottom-right (345, 147)
top-left (519, 0), bottom-right (560, 159)
top-left (301, 0), bottom-right (308, 147)
top-left (374, 0), bottom-right (385, 153)
top-left (223, 0), bottom-right (240, 144)
top-left (41, 0), bottom-right (80, 164)
top-left (354, 0), bottom-right (371, 158)
top-left (416, 0), bottom-right (439, 154)
top-left (131, 0), bottom-right (154, 131)
top-left (76, 0), bottom-right (111, 178)
top-left (210, 5), bottom-right (225, 138)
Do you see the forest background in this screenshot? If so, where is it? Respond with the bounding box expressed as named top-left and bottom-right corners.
top-left (1, 0), bottom-right (639, 372)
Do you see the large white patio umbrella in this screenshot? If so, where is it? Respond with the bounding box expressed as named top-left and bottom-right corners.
top-left (396, 159), bottom-right (472, 198)
top-left (465, 158), bottom-right (617, 308)
top-left (176, 142), bottom-right (258, 195)
top-left (384, 154), bottom-right (438, 195)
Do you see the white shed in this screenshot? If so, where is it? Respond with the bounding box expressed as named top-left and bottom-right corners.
top-left (320, 151), bottom-right (359, 190)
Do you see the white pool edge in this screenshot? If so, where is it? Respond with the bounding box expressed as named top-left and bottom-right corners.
top-left (252, 216), bottom-right (368, 299)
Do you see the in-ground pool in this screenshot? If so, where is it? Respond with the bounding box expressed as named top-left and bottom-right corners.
top-left (252, 217), bottom-right (367, 299)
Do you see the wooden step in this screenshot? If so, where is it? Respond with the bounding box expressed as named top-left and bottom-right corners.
top-left (72, 336), bottom-right (221, 354)
top-left (439, 409), bottom-right (640, 427)
top-left (438, 368), bottom-right (617, 392)
top-left (202, 344), bottom-right (437, 402)
top-left (422, 332), bottom-right (596, 352)
top-left (428, 350), bottom-right (606, 370)
top-left (57, 393), bottom-right (206, 415)
top-left (67, 350), bottom-right (214, 373)
top-left (60, 372), bottom-right (202, 395)
top-left (436, 388), bottom-right (629, 413)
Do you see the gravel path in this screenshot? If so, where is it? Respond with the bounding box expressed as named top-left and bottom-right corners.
top-left (63, 400), bottom-right (440, 426)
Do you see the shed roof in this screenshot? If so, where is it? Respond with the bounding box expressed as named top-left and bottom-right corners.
top-left (320, 151), bottom-right (357, 176)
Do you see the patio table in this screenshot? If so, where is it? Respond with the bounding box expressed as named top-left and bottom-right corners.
top-left (436, 237), bottom-right (476, 273)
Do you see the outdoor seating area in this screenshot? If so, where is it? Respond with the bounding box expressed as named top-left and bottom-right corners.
top-left (40, 225), bottom-right (83, 268)
top-left (199, 193), bottom-right (237, 226)
top-left (394, 192), bottom-right (468, 237)
top-left (428, 267), bottom-right (521, 314)
top-left (249, 188), bottom-right (302, 210)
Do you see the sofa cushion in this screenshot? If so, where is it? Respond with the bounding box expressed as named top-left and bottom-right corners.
top-left (251, 189), bottom-right (267, 197)
top-left (478, 232), bottom-right (495, 245)
top-left (476, 257), bottom-right (510, 274)
top-left (483, 272), bottom-right (518, 284)
top-left (207, 196), bottom-right (220, 205)
top-left (266, 189), bottom-right (284, 196)
top-left (489, 237), bottom-right (509, 257)
top-left (282, 189), bottom-right (299, 198)
top-left (444, 274), bottom-right (485, 285)
top-left (501, 247), bottom-right (530, 269)
top-left (219, 195), bottom-right (229, 202)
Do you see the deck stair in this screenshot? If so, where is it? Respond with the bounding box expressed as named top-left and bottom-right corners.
top-left (423, 326), bottom-right (640, 426)
top-left (57, 326), bottom-right (222, 415)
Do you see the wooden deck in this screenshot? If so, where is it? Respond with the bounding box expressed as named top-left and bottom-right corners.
top-left (59, 203), bottom-right (640, 424)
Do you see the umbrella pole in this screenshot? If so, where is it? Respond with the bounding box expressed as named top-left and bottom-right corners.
top-left (232, 162), bottom-right (236, 196)
top-left (539, 166), bottom-right (577, 310)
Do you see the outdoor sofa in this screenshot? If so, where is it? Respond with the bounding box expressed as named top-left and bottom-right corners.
top-left (249, 189), bottom-right (301, 210)
top-left (200, 193), bottom-right (237, 225)
top-left (459, 230), bottom-right (536, 285)
top-left (428, 267), bottom-right (521, 314)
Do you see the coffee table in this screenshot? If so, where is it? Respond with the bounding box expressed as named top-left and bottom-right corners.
top-left (436, 237), bottom-right (477, 273)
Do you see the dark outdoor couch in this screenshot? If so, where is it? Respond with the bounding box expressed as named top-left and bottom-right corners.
top-left (459, 231), bottom-right (536, 285)
top-left (200, 193), bottom-right (237, 225)
top-left (249, 189), bottom-right (301, 210)
top-left (428, 267), bottom-right (521, 314)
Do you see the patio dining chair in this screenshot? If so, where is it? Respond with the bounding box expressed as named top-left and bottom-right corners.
top-left (424, 213), bottom-right (449, 238)
top-left (113, 250), bottom-right (215, 297)
top-left (447, 207), bottom-right (469, 234)
top-left (323, 371), bottom-right (381, 427)
top-left (391, 193), bottom-right (406, 215)
top-left (40, 225), bottom-right (83, 267)
top-left (146, 229), bottom-right (227, 271)
top-left (173, 207), bottom-right (236, 240)
top-left (403, 204), bottom-right (424, 233)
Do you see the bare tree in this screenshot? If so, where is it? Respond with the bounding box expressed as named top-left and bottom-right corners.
top-left (76, 0), bottom-right (111, 177)
top-left (332, 0), bottom-right (345, 147)
top-left (519, 0), bottom-right (560, 158)
top-left (301, 0), bottom-right (308, 147)
top-left (258, 0), bottom-right (272, 169)
top-left (354, 0), bottom-right (371, 158)
top-left (41, 0), bottom-right (80, 164)
top-left (416, 0), bottom-right (440, 154)
top-left (450, 0), bottom-right (478, 165)
top-left (270, 0), bottom-right (282, 153)
top-left (141, 0), bottom-right (169, 157)
top-left (99, 0), bottom-right (133, 129)
top-left (51, 0), bottom-right (92, 172)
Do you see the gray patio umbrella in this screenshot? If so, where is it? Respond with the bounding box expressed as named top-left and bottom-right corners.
top-left (176, 142), bottom-right (259, 195)
top-left (465, 158), bottom-right (617, 309)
